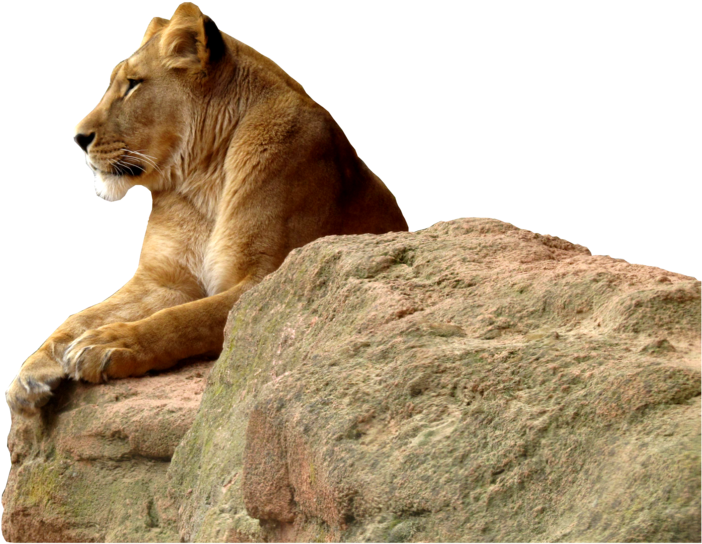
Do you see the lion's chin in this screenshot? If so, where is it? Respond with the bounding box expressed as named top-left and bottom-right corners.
top-left (94, 172), bottom-right (132, 202)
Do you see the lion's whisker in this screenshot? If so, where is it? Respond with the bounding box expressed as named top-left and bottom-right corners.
top-left (125, 149), bottom-right (163, 174)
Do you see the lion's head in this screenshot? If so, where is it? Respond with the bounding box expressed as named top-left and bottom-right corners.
top-left (74, 3), bottom-right (226, 201)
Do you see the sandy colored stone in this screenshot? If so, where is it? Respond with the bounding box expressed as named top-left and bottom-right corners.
top-left (170, 218), bottom-right (700, 542)
top-left (4, 218), bottom-right (700, 542)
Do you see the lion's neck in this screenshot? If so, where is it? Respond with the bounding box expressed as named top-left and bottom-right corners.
top-left (152, 45), bottom-right (304, 219)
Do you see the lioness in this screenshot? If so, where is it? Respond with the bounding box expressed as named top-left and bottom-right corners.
top-left (7, 2), bottom-right (407, 415)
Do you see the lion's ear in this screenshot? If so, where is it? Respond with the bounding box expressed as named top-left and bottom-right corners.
top-left (201, 16), bottom-right (226, 63)
top-left (141, 17), bottom-right (170, 47)
top-left (160, 2), bottom-right (226, 72)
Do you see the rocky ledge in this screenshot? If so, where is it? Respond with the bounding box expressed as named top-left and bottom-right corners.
top-left (3, 218), bottom-right (700, 542)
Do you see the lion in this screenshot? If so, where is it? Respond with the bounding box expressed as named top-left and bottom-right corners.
top-left (6, 2), bottom-right (408, 415)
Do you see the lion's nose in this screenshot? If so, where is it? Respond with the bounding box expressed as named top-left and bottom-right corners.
top-left (74, 132), bottom-right (96, 153)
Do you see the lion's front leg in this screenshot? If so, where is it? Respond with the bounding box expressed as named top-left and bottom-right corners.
top-left (66, 278), bottom-right (260, 382)
top-left (8, 275), bottom-right (202, 415)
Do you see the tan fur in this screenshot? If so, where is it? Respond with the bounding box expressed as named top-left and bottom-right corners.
top-left (6, 2), bottom-right (407, 415)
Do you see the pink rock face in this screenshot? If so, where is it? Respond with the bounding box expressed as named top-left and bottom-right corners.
top-left (4, 219), bottom-right (701, 542)
top-left (3, 360), bottom-right (213, 542)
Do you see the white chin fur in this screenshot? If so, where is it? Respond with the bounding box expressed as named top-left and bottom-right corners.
top-left (94, 172), bottom-right (132, 202)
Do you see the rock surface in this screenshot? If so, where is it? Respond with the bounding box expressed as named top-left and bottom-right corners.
top-left (3, 360), bottom-right (213, 542)
top-left (4, 218), bottom-right (701, 542)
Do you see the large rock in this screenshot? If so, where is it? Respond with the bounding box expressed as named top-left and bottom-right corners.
top-left (4, 218), bottom-right (701, 542)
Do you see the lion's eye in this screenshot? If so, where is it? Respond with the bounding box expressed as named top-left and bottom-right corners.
top-left (125, 78), bottom-right (142, 95)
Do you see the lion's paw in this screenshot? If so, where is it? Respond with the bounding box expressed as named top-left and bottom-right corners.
top-left (6, 362), bottom-right (64, 416)
top-left (64, 323), bottom-right (144, 383)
